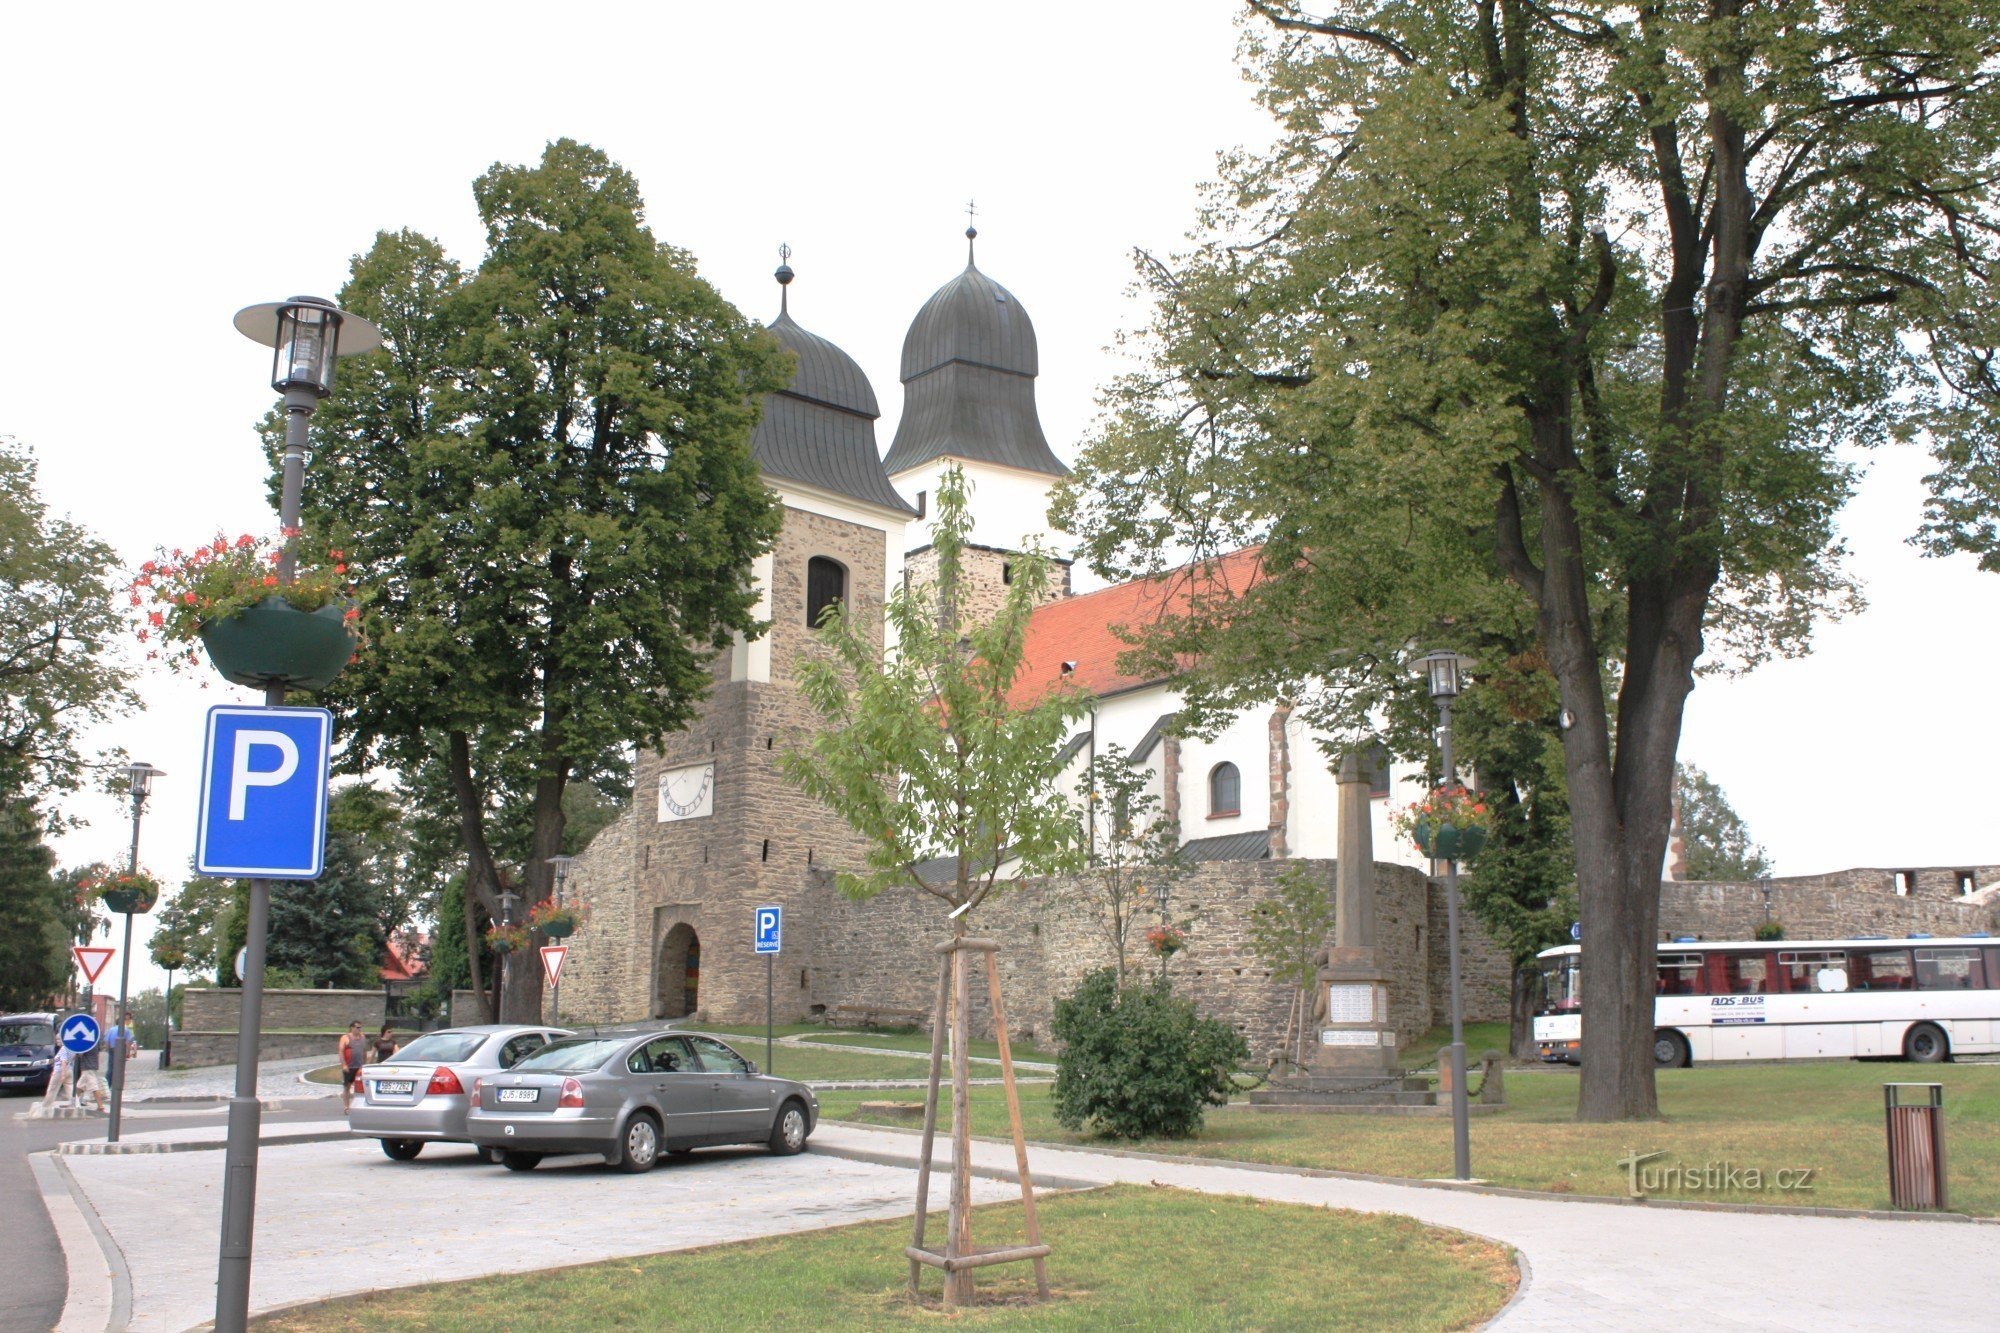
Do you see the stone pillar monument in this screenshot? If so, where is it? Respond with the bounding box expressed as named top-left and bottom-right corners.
top-left (1310, 751), bottom-right (1400, 1073)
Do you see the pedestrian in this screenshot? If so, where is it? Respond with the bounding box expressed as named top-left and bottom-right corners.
top-left (73, 1041), bottom-right (109, 1111)
top-left (337, 1020), bottom-right (368, 1112)
top-left (106, 1009), bottom-right (138, 1097)
top-left (39, 1045), bottom-right (75, 1110)
top-left (370, 1024), bottom-right (399, 1064)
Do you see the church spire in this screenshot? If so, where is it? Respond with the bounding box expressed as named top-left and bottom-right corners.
top-left (965, 199), bottom-right (978, 267)
top-left (775, 243), bottom-right (794, 316)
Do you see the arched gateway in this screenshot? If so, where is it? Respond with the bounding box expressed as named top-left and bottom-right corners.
top-left (654, 924), bottom-right (700, 1019)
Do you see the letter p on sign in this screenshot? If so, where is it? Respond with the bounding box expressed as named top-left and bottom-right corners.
top-left (197, 706), bottom-right (332, 880)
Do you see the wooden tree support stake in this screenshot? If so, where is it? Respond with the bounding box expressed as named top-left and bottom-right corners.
top-left (905, 936), bottom-right (1050, 1308)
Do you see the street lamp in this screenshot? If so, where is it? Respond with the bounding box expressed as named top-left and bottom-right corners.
top-left (215, 295), bottom-right (380, 1333)
top-left (546, 856), bottom-right (578, 1022)
top-left (106, 761), bottom-right (164, 1145)
top-left (1418, 649), bottom-right (1475, 1181)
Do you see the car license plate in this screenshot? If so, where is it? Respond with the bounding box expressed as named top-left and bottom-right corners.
top-left (375, 1080), bottom-right (414, 1095)
top-left (0, 1075), bottom-right (24, 1083)
top-left (497, 1088), bottom-right (537, 1103)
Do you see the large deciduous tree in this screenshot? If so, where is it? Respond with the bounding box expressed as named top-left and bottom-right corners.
top-left (298, 140), bottom-right (787, 1021)
top-left (0, 437), bottom-right (133, 814)
top-left (1057, 1), bottom-right (2000, 1118)
top-left (1674, 763), bottom-right (1772, 882)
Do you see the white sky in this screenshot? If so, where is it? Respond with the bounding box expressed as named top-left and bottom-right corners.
top-left (4, 2), bottom-right (1995, 998)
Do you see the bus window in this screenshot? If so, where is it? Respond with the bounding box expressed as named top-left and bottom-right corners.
top-left (1851, 948), bottom-right (1915, 992)
top-left (1914, 948), bottom-right (1986, 991)
top-left (1536, 955), bottom-right (1581, 1012)
top-left (1777, 950), bottom-right (1848, 994)
top-left (1720, 952), bottom-right (1773, 994)
top-left (1655, 953), bottom-right (1705, 995)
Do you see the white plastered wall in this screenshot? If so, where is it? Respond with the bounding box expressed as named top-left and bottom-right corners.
top-left (890, 457), bottom-right (1065, 558)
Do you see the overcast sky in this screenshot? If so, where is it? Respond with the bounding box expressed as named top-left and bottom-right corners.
top-left (5, 3), bottom-right (1996, 997)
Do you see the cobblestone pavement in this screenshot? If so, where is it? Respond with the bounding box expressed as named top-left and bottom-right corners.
top-left (59, 1130), bottom-right (1019, 1330)
top-left (117, 1055), bottom-right (334, 1103)
top-left (812, 1123), bottom-right (2000, 1332)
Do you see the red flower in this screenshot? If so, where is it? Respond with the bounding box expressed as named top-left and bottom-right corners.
top-left (147, 611), bottom-right (164, 627)
top-left (236, 534), bottom-right (255, 548)
top-left (263, 575), bottom-right (279, 586)
top-left (334, 563), bottom-right (347, 574)
top-left (183, 593), bottom-right (197, 605)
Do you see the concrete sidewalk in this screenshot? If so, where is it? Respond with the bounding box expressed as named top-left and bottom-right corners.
top-left (811, 1123), bottom-right (2000, 1331)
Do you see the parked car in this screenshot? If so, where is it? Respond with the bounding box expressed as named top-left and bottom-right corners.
top-left (349, 1024), bottom-right (570, 1161)
top-left (0, 1012), bottom-right (59, 1095)
top-left (464, 1028), bottom-right (817, 1172)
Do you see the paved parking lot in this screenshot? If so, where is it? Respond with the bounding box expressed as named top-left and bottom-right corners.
top-left (61, 1133), bottom-right (1020, 1330)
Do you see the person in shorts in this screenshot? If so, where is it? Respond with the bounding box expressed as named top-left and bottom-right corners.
top-left (73, 1042), bottom-right (109, 1111)
top-left (338, 1021), bottom-right (368, 1112)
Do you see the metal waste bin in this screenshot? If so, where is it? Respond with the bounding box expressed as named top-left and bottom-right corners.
top-left (1884, 1082), bottom-right (1947, 1210)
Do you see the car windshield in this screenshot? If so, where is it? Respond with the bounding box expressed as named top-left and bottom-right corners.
top-left (388, 1032), bottom-right (488, 1064)
top-left (513, 1038), bottom-right (626, 1073)
top-left (0, 1022), bottom-right (54, 1045)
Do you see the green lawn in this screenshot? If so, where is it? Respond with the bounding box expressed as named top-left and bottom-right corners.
top-left (254, 1185), bottom-right (1515, 1331)
top-left (824, 1060), bottom-right (2000, 1215)
top-left (1398, 1022), bottom-right (1514, 1071)
top-left (790, 1029), bottom-right (1059, 1064)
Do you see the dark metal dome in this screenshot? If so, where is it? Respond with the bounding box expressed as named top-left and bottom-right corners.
top-left (883, 260), bottom-right (1068, 479)
top-left (752, 308), bottom-right (914, 516)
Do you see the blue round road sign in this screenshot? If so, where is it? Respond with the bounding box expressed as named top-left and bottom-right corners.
top-left (60, 1013), bottom-right (101, 1054)
top-left (1570, 921), bottom-right (1582, 942)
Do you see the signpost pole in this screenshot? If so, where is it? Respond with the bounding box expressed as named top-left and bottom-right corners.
top-left (754, 905), bottom-right (782, 1075)
top-left (766, 953), bottom-right (774, 1074)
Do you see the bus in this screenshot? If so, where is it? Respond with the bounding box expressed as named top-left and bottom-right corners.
top-left (1532, 935), bottom-right (2000, 1067)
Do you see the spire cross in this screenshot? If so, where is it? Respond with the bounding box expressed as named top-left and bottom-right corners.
top-left (775, 242), bottom-right (794, 314)
top-left (964, 200), bottom-right (979, 264)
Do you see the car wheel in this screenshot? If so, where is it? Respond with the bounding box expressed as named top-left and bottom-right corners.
top-left (475, 1146), bottom-right (503, 1165)
top-left (500, 1151), bottom-right (542, 1172)
top-left (1652, 1030), bottom-right (1690, 1069)
top-left (614, 1113), bottom-right (661, 1173)
top-left (380, 1138), bottom-right (424, 1161)
top-left (768, 1100), bottom-right (809, 1156)
top-left (1904, 1022), bottom-right (1949, 1064)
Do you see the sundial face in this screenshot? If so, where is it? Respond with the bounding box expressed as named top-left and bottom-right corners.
top-left (658, 762), bottom-right (715, 823)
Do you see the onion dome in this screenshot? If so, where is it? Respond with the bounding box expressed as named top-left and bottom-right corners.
top-left (882, 229), bottom-right (1068, 479)
top-left (752, 259), bottom-right (914, 516)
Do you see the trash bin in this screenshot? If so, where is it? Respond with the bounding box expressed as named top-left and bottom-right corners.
top-left (1884, 1082), bottom-right (1947, 1210)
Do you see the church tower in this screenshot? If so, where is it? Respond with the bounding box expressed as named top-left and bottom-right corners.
top-left (559, 258), bottom-right (914, 1025)
top-left (884, 227), bottom-right (1072, 616)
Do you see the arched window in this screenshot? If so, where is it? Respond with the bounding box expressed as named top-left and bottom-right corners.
top-left (805, 557), bottom-right (847, 628)
top-left (1208, 762), bottom-right (1240, 817)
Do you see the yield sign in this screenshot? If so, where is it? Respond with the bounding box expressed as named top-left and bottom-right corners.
top-left (539, 945), bottom-right (567, 989)
top-left (71, 945), bottom-right (115, 986)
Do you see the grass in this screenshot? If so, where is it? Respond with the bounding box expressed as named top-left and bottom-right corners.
top-left (1397, 1022), bottom-right (1514, 1072)
top-left (254, 1184), bottom-right (1515, 1331)
top-left (824, 1060), bottom-right (2000, 1215)
top-left (788, 1028), bottom-right (1059, 1065)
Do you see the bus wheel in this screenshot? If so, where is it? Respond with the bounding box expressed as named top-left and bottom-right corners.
top-left (1903, 1022), bottom-right (1949, 1064)
top-left (1652, 1030), bottom-right (1690, 1069)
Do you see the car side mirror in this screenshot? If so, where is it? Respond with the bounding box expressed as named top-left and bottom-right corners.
top-left (745, 1062), bottom-right (759, 1075)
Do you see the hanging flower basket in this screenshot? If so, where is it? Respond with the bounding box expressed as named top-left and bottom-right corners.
top-left (485, 923), bottom-right (530, 955)
top-left (199, 597), bottom-right (360, 691)
top-left (85, 869), bottom-right (162, 915)
top-left (1144, 923), bottom-right (1187, 958)
top-left (528, 898), bottom-right (590, 939)
top-left (1394, 784), bottom-right (1496, 862)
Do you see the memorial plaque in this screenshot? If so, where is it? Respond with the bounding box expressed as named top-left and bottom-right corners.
top-left (1325, 983), bottom-right (1379, 1025)
top-left (1321, 1030), bottom-right (1379, 1046)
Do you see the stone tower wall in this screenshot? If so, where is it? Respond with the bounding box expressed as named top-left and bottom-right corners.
top-left (903, 542), bottom-right (1072, 633)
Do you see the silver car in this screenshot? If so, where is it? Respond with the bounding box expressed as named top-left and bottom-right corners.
top-left (349, 1024), bottom-right (569, 1162)
top-left (464, 1028), bottom-right (817, 1172)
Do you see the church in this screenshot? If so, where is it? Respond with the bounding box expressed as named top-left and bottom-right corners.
top-left (555, 232), bottom-right (1461, 1036)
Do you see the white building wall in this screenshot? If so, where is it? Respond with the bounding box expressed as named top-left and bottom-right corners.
top-left (1176, 708), bottom-right (1272, 841)
top-left (890, 457), bottom-right (1063, 558)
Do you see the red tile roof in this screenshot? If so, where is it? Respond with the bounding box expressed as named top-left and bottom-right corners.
top-left (1010, 547), bottom-right (1267, 705)
top-left (380, 933), bottom-right (429, 984)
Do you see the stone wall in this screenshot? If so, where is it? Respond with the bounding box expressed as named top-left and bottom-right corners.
top-left (903, 541), bottom-right (1071, 631)
top-left (181, 988), bottom-right (384, 1033)
top-left (1660, 872), bottom-right (2000, 941)
top-left (171, 1031), bottom-right (356, 1069)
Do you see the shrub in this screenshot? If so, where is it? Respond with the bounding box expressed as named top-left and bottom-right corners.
top-left (1051, 968), bottom-right (1248, 1139)
top-left (1753, 920), bottom-right (1785, 941)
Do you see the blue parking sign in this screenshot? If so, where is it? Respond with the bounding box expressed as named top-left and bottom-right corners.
top-left (755, 904), bottom-right (783, 955)
top-left (195, 706), bottom-right (332, 879)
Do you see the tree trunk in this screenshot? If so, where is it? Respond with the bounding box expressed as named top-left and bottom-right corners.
top-left (1508, 966), bottom-right (1534, 1059)
top-left (500, 767), bottom-right (571, 1024)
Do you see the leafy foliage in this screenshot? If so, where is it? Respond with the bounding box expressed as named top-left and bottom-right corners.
top-left (1056, 0), bottom-right (2000, 1120)
top-left (1070, 741), bottom-right (1186, 976)
top-left (0, 438), bottom-right (134, 813)
top-left (1246, 864), bottom-right (1335, 1066)
top-left (1675, 763), bottom-right (1773, 882)
top-left (0, 802), bottom-right (68, 1009)
top-left (295, 140), bottom-right (787, 1019)
top-left (1051, 968), bottom-right (1248, 1140)
top-left (782, 465), bottom-right (1093, 916)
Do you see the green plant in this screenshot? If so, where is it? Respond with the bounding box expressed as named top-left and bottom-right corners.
top-left (484, 923), bottom-right (529, 955)
top-left (1754, 921), bottom-right (1785, 942)
top-left (79, 867), bottom-right (162, 912)
top-left (527, 897), bottom-right (589, 935)
top-left (1247, 864), bottom-right (1336, 1067)
top-left (132, 530), bottom-right (359, 669)
top-left (1052, 967), bottom-right (1248, 1140)
top-left (1392, 783), bottom-right (1495, 853)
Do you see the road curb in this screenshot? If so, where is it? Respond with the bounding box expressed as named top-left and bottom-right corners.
top-left (30, 1149), bottom-right (131, 1332)
top-left (806, 1138), bottom-right (1099, 1193)
top-left (58, 1126), bottom-right (355, 1156)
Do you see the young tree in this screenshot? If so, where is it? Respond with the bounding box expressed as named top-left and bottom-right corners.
top-left (1674, 763), bottom-right (1772, 882)
top-left (1071, 742), bottom-right (1186, 978)
top-left (0, 437), bottom-right (134, 814)
top-left (781, 466), bottom-right (1093, 920)
top-left (298, 141), bottom-right (789, 1020)
top-left (0, 801), bottom-right (67, 1009)
top-left (1245, 864), bottom-right (1335, 1068)
top-left (1057, 1), bottom-right (2000, 1120)
top-left (153, 873), bottom-right (243, 987)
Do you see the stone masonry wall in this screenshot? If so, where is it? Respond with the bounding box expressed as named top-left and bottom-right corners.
top-left (181, 988), bottom-right (384, 1033)
top-left (1660, 873), bottom-right (2000, 941)
top-left (903, 542), bottom-right (1072, 632)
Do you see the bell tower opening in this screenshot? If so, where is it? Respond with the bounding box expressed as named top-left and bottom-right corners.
top-left (655, 924), bottom-right (701, 1019)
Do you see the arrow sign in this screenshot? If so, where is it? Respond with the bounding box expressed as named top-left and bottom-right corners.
top-left (539, 945), bottom-right (567, 989)
top-left (60, 1013), bottom-right (101, 1054)
top-left (72, 945), bottom-right (115, 986)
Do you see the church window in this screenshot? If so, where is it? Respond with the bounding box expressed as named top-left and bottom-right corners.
top-left (916, 491), bottom-right (928, 519)
top-left (1208, 762), bottom-right (1240, 818)
top-left (806, 556), bottom-right (847, 628)
top-left (1002, 561), bottom-right (1014, 586)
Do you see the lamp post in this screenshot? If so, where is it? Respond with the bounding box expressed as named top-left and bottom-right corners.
top-left (547, 855), bottom-right (576, 1022)
top-left (1154, 878), bottom-right (1171, 984)
top-left (1419, 648), bottom-right (1474, 1182)
top-left (215, 295), bottom-right (380, 1333)
top-left (106, 761), bottom-right (164, 1144)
